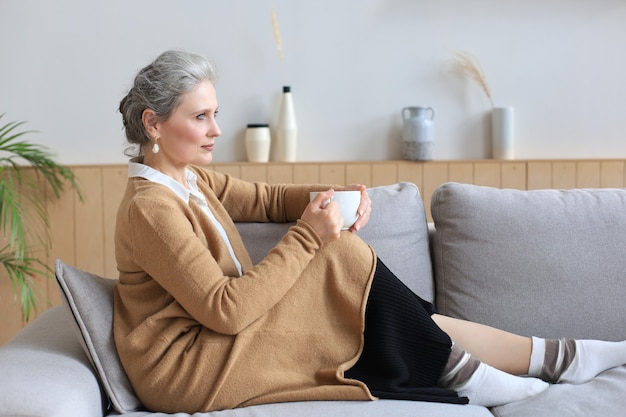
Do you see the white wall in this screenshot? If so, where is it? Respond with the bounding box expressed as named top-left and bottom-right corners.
top-left (1, 0), bottom-right (625, 165)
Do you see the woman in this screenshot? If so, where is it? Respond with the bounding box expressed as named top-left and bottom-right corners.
top-left (114, 50), bottom-right (626, 413)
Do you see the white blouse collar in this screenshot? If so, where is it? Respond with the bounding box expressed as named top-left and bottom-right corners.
top-left (128, 161), bottom-right (200, 204)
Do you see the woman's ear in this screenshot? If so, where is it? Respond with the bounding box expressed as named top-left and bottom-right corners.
top-left (142, 109), bottom-right (160, 138)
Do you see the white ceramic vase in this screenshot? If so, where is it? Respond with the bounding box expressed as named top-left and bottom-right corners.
top-left (491, 107), bottom-right (514, 160)
top-left (277, 86), bottom-right (297, 162)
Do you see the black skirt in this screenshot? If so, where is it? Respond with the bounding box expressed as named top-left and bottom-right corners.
top-left (345, 259), bottom-right (468, 404)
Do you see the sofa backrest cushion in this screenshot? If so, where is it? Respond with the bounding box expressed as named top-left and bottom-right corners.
top-left (431, 182), bottom-right (626, 341)
top-left (237, 182), bottom-right (434, 301)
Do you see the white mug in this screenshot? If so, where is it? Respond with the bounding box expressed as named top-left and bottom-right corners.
top-left (309, 190), bottom-right (361, 230)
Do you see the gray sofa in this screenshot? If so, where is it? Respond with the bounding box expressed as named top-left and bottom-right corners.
top-left (1, 181), bottom-right (625, 417)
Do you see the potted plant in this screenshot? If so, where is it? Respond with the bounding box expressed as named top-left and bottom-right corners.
top-left (0, 113), bottom-right (82, 321)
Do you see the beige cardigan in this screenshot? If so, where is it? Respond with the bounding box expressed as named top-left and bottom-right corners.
top-left (113, 166), bottom-right (377, 413)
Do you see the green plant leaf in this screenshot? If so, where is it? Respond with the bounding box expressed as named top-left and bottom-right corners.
top-left (0, 245), bottom-right (50, 322)
top-left (0, 113), bottom-right (83, 321)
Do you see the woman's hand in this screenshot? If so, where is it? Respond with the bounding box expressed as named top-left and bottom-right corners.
top-left (337, 184), bottom-right (371, 232)
top-left (301, 189), bottom-right (343, 243)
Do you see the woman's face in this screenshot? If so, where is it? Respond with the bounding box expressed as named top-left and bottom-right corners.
top-left (152, 80), bottom-right (221, 167)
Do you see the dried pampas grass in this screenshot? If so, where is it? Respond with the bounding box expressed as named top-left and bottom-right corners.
top-left (450, 51), bottom-right (494, 108)
top-left (271, 6), bottom-right (283, 61)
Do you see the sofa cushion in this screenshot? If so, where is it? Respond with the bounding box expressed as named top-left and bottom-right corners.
top-left (56, 260), bottom-right (142, 413)
top-left (0, 306), bottom-right (105, 417)
top-left (118, 399), bottom-right (491, 417)
top-left (492, 365), bottom-right (626, 417)
top-left (431, 182), bottom-right (626, 340)
top-left (238, 182), bottom-right (434, 301)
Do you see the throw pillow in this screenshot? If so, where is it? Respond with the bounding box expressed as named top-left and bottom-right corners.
top-left (55, 259), bottom-right (142, 413)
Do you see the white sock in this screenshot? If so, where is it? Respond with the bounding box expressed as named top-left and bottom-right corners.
top-left (440, 344), bottom-right (548, 407)
top-left (528, 337), bottom-right (626, 384)
top-left (455, 362), bottom-right (548, 407)
top-left (560, 339), bottom-right (626, 384)
top-left (528, 337), bottom-right (546, 377)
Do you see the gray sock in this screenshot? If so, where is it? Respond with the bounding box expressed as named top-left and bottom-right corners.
top-left (439, 343), bottom-right (480, 388)
top-left (528, 337), bottom-right (576, 383)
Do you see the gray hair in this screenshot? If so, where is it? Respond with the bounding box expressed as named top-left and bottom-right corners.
top-left (119, 50), bottom-right (217, 157)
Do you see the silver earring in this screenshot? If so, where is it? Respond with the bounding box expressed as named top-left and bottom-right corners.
top-left (152, 138), bottom-right (160, 154)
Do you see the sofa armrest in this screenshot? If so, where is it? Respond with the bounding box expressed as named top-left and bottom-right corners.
top-left (0, 306), bottom-right (106, 417)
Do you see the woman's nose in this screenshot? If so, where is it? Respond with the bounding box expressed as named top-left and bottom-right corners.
top-left (209, 120), bottom-right (221, 138)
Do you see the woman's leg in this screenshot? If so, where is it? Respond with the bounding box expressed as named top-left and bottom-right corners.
top-left (432, 314), bottom-right (531, 375)
top-left (432, 314), bottom-right (549, 407)
top-left (433, 314), bottom-right (626, 384)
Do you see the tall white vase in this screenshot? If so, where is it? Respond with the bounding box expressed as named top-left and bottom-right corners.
top-left (277, 86), bottom-right (297, 162)
top-left (491, 107), bottom-right (514, 160)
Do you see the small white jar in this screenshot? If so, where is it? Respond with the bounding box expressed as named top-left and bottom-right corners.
top-left (245, 124), bottom-right (271, 162)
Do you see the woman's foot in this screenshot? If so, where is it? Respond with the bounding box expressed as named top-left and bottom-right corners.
top-left (457, 362), bottom-right (548, 407)
top-left (529, 337), bottom-right (626, 384)
top-left (441, 343), bottom-right (548, 407)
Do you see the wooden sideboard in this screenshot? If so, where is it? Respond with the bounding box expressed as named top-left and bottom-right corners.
top-left (1, 159), bottom-right (625, 344)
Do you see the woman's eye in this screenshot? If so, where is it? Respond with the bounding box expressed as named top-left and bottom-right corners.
top-left (197, 110), bottom-right (217, 120)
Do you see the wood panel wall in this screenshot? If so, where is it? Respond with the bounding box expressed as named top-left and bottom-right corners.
top-left (1, 159), bottom-right (625, 344)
